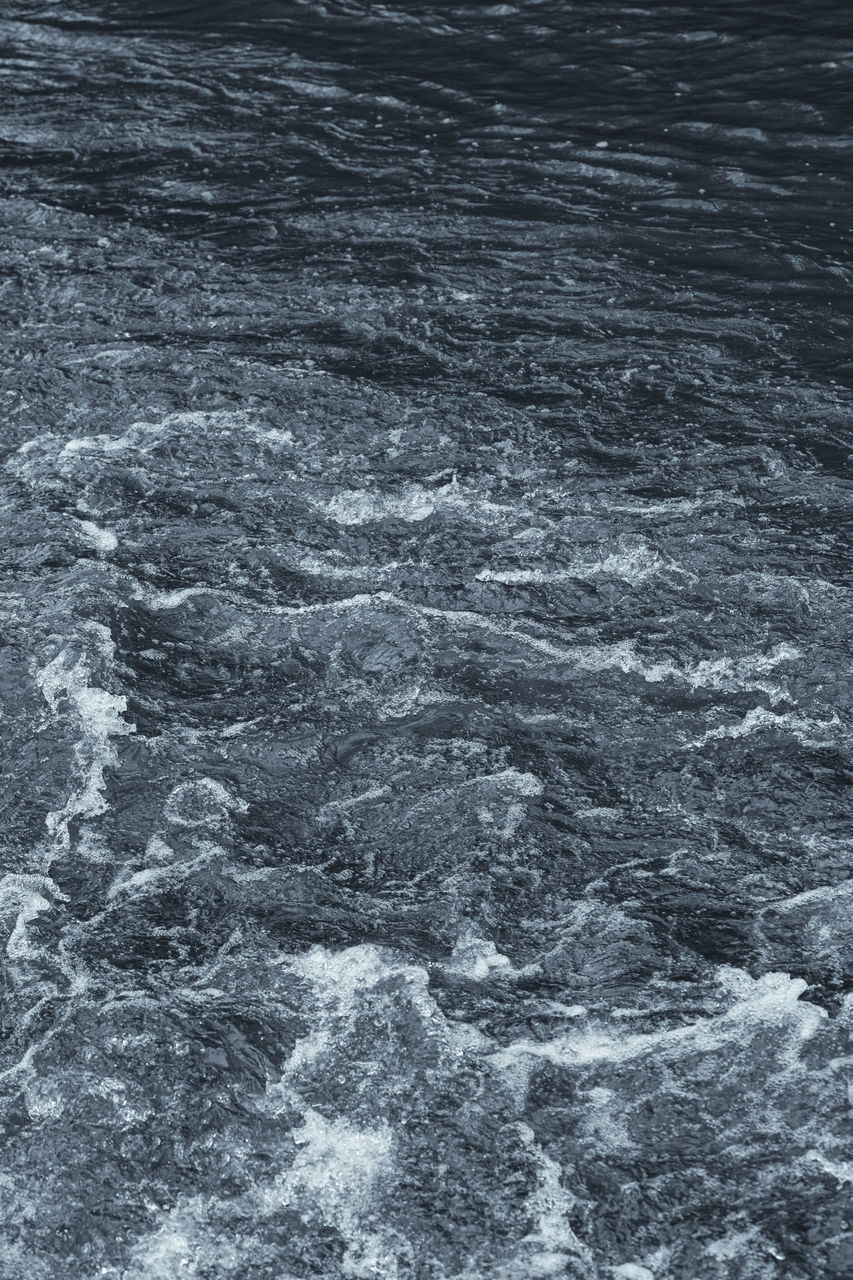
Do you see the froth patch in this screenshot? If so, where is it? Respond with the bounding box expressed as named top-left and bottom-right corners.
top-left (36, 628), bottom-right (135, 851)
top-left (164, 778), bottom-right (247, 828)
top-left (317, 481), bottom-right (511, 527)
top-left (76, 519), bottom-right (118, 552)
top-left (270, 1109), bottom-right (394, 1221)
top-left (476, 544), bottom-right (671, 586)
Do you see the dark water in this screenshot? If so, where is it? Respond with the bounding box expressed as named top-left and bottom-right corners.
top-left (1, 2), bottom-right (852, 1276)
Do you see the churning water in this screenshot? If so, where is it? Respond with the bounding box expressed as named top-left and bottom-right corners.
top-left (1, 2), bottom-right (852, 1277)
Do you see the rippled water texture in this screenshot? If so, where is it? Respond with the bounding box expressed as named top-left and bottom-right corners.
top-left (1, 2), bottom-right (852, 1277)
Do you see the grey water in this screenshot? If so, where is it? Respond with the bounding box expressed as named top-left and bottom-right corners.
top-left (1, 1), bottom-right (852, 1276)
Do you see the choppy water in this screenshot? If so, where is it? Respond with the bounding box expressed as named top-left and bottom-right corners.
top-left (1, 2), bottom-right (852, 1277)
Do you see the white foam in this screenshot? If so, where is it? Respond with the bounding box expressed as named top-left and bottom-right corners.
top-left (295, 552), bottom-right (402, 581)
top-left (77, 519), bottom-right (118, 552)
top-left (61, 429), bottom-right (147, 455)
top-left (163, 778), bottom-right (246, 828)
top-left (490, 968), bottom-right (826, 1079)
top-left (123, 1201), bottom-right (235, 1280)
top-left (36, 625), bottom-right (135, 853)
top-left (290, 941), bottom-right (408, 1002)
top-left (0, 874), bottom-right (59, 963)
top-left (61, 411), bottom-right (240, 457)
top-left (125, 1112), bottom-right (400, 1280)
top-left (803, 1149), bottom-right (853, 1185)
top-left (321, 485), bottom-right (439, 525)
top-left (318, 784), bottom-right (391, 819)
top-left (143, 586), bottom-right (388, 617)
top-left (607, 497), bottom-right (708, 516)
top-left (476, 545), bottom-right (671, 587)
top-left (125, 948), bottom-right (421, 1279)
top-left (472, 767), bottom-right (544, 797)
top-left (415, 602), bottom-right (799, 691)
top-left (144, 586), bottom-right (213, 610)
top-left (761, 879), bottom-right (853, 915)
top-left (467, 768), bottom-right (543, 839)
top-left (443, 928), bottom-right (513, 981)
top-left (317, 481), bottom-right (511, 527)
top-left (23, 1074), bottom-right (67, 1122)
top-left (574, 805), bottom-right (621, 821)
top-left (256, 427), bottom-right (294, 446)
top-left (705, 1228), bottom-right (760, 1262)
top-left (278, 945), bottom-right (430, 1082)
top-left (265, 1109), bottom-right (394, 1223)
top-left (689, 705), bottom-right (841, 749)
top-left (509, 1123), bottom-right (590, 1277)
top-left (113, 582), bottom-right (802, 699)
top-left (105, 843), bottom-right (221, 902)
top-left (220, 719), bottom-right (261, 738)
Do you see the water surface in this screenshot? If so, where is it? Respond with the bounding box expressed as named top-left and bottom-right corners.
top-left (1, 2), bottom-right (852, 1277)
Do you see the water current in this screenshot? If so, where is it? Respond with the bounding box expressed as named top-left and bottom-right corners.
top-left (1, 2), bottom-right (852, 1277)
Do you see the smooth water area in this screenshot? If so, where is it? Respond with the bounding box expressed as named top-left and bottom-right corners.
top-left (0, 2), bottom-right (852, 1277)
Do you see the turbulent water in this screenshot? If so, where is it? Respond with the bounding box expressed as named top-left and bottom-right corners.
top-left (1, 2), bottom-right (852, 1277)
